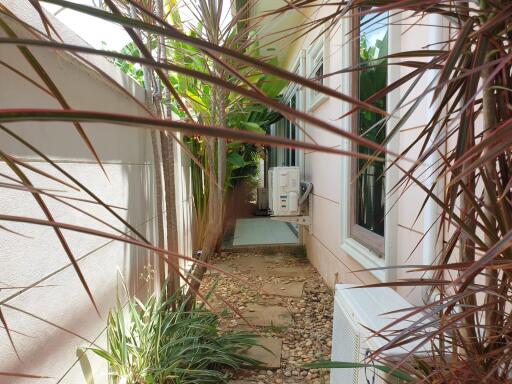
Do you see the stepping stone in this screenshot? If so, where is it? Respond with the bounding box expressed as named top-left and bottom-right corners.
top-left (274, 266), bottom-right (311, 277)
top-left (262, 281), bottom-right (304, 298)
top-left (241, 304), bottom-right (293, 327)
top-left (244, 337), bottom-right (282, 369)
top-left (234, 257), bottom-right (269, 274)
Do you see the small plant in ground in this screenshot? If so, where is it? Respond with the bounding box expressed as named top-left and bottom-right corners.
top-left (91, 286), bottom-right (260, 384)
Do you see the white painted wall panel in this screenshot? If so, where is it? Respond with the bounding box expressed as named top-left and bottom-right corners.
top-left (0, 4), bottom-right (192, 382)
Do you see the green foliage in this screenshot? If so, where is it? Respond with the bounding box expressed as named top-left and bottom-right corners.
top-left (90, 287), bottom-right (260, 384)
top-left (113, 42), bottom-right (145, 86)
top-left (110, 9), bottom-right (287, 225)
top-left (358, 32), bottom-right (388, 135)
top-left (356, 28), bottom-right (388, 236)
top-left (226, 142), bottom-right (260, 188)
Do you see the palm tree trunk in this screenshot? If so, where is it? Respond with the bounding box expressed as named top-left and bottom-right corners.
top-left (150, 130), bottom-right (166, 287)
top-left (160, 127), bottom-right (180, 295)
top-left (186, 136), bottom-right (220, 307)
top-left (156, 0), bottom-right (180, 297)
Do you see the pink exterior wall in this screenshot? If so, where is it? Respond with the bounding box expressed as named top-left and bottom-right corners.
top-left (271, 7), bottom-right (446, 306)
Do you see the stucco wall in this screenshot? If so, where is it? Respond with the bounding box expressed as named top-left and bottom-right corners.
top-left (269, 6), bottom-right (445, 305)
top-left (0, 3), bottom-right (193, 382)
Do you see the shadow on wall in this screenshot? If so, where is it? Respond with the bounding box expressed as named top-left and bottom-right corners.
top-left (0, 19), bottom-right (158, 382)
top-left (123, 161), bottom-right (157, 301)
top-left (0, 6), bottom-right (174, 381)
top-left (2, 286), bottom-right (125, 382)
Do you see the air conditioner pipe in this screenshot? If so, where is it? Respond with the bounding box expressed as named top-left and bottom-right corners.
top-left (299, 181), bottom-right (313, 205)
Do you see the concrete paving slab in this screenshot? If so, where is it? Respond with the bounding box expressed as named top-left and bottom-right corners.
top-left (241, 304), bottom-right (293, 327)
top-left (273, 266), bottom-right (311, 277)
top-left (233, 218), bottom-right (298, 246)
top-left (244, 337), bottom-right (282, 369)
top-left (262, 281), bottom-right (304, 298)
top-left (232, 256), bottom-right (268, 274)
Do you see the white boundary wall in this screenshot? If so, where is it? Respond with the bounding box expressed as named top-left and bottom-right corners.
top-left (0, 1), bottom-right (193, 382)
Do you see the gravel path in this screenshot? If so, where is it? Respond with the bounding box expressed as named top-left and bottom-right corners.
top-left (201, 250), bottom-right (333, 384)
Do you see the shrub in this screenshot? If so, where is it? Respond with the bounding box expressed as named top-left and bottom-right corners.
top-left (91, 287), bottom-right (260, 384)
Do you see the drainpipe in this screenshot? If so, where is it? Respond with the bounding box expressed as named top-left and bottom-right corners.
top-left (422, 12), bottom-right (445, 302)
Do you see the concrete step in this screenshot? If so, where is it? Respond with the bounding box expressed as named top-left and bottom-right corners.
top-left (241, 304), bottom-right (293, 327)
top-left (262, 281), bottom-right (304, 298)
top-left (244, 337), bottom-right (282, 369)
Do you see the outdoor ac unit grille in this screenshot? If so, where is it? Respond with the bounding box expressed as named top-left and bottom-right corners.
top-left (332, 307), bottom-right (388, 384)
top-left (331, 285), bottom-right (413, 384)
top-left (331, 294), bottom-right (360, 384)
top-left (353, 332), bottom-right (361, 384)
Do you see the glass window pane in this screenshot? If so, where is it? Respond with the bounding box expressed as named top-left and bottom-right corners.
top-left (290, 94), bottom-right (296, 109)
top-left (355, 12), bottom-right (388, 237)
top-left (315, 63), bottom-right (323, 84)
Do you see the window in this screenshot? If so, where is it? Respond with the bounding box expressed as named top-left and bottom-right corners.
top-left (307, 38), bottom-right (327, 109)
top-left (284, 92), bottom-right (298, 166)
top-left (278, 54), bottom-right (304, 168)
top-left (350, 11), bottom-right (389, 255)
top-left (268, 56), bottom-right (302, 169)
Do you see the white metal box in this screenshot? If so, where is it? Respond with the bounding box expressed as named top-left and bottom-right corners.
top-left (331, 284), bottom-right (422, 384)
top-left (268, 166), bottom-right (300, 216)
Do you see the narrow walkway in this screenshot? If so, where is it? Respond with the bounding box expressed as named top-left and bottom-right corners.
top-left (202, 249), bottom-right (333, 384)
top-left (225, 218), bottom-right (298, 247)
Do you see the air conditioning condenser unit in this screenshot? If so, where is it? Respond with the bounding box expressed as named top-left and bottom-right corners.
top-left (331, 285), bottom-right (423, 384)
top-left (268, 166), bottom-right (300, 216)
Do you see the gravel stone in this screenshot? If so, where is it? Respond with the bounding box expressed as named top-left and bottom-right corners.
top-left (202, 250), bottom-right (333, 384)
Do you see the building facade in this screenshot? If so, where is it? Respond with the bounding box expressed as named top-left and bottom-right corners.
top-left (257, 2), bottom-right (446, 306)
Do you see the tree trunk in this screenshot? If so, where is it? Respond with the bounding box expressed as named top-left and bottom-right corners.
top-left (160, 127), bottom-right (180, 295)
top-left (156, 0), bottom-right (180, 298)
top-left (184, 2), bottom-right (229, 307)
top-left (142, 70), bottom-right (166, 292)
top-left (150, 130), bottom-right (166, 287)
top-left (185, 63), bottom-right (228, 307)
top-left (216, 92), bottom-right (227, 250)
top-left (128, 0), bottom-right (180, 297)
top-left (186, 136), bottom-right (220, 307)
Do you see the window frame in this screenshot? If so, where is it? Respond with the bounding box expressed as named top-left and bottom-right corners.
top-left (307, 37), bottom-right (328, 110)
top-left (283, 89), bottom-right (299, 166)
top-left (339, 10), bottom-right (400, 283)
top-left (279, 52), bottom-right (305, 169)
top-left (349, 11), bottom-right (387, 256)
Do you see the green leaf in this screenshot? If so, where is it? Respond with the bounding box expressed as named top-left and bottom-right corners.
top-left (239, 121), bottom-right (265, 134)
top-left (227, 152), bottom-right (247, 169)
top-left (260, 76), bottom-right (287, 98)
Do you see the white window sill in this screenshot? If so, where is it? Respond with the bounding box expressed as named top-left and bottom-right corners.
top-left (308, 94), bottom-right (328, 112)
top-left (341, 238), bottom-right (386, 282)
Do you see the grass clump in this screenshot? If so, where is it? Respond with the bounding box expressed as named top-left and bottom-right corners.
top-left (91, 287), bottom-right (259, 384)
